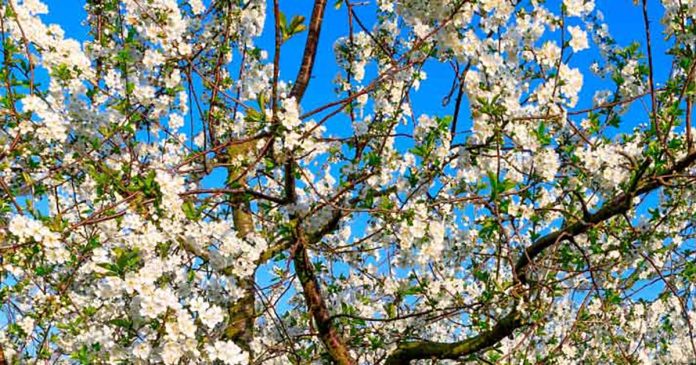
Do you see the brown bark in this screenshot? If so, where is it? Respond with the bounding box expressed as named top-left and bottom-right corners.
top-left (293, 232), bottom-right (356, 365)
top-left (384, 311), bottom-right (521, 365)
top-left (0, 343), bottom-right (6, 365)
top-left (289, 0), bottom-right (328, 101)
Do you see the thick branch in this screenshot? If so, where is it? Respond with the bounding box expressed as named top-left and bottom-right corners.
top-left (293, 230), bottom-right (356, 365)
top-left (224, 204), bottom-right (255, 349)
top-left (384, 311), bottom-right (522, 365)
top-left (223, 140), bottom-right (258, 352)
top-left (289, 0), bottom-right (327, 101)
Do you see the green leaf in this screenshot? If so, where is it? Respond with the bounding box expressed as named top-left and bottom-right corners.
top-left (289, 15), bottom-right (306, 32)
top-left (280, 14), bottom-right (307, 41)
top-left (35, 265), bottom-right (53, 277)
top-left (279, 11), bottom-right (287, 33)
top-left (182, 200), bottom-right (200, 220)
top-left (400, 285), bottom-right (421, 296)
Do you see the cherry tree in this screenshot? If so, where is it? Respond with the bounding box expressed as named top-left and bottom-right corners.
top-left (0, 0), bottom-right (695, 363)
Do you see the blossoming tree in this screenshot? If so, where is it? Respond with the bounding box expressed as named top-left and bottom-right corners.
top-left (0, 0), bottom-right (695, 363)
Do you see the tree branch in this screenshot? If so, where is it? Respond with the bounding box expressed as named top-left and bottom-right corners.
top-left (385, 151), bottom-right (696, 364)
top-left (515, 153), bottom-right (695, 283)
top-left (384, 311), bottom-right (522, 365)
top-left (293, 229), bottom-right (356, 365)
top-left (0, 341), bottom-right (6, 365)
top-left (289, 0), bottom-right (328, 101)
top-left (222, 140), bottom-right (258, 353)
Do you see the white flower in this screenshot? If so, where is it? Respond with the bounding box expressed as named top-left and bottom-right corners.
top-left (279, 97), bottom-right (301, 130)
top-left (535, 148), bottom-right (560, 181)
top-left (143, 49), bottom-right (165, 69)
top-left (377, 0), bottom-right (394, 12)
top-left (412, 19), bottom-right (431, 39)
top-left (194, 131), bottom-right (206, 147)
top-left (20, 95), bottom-right (45, 113)
top-left (133, 84), bottom-right (156, 102)
top-left (353, 119), bottom-right (369, 136)
top-left (199, 305), bottom-right (224, 329)
top-left (188, 297), bottom-right (209, 313)
top-left (189, 0), bottom-right (206, 14)
top-left (140, 295), bottom-right (165, 318)
top-left (177, 312), bottom-right (197, 338)
top-left (480, 0), bottom-right (505, 12)
top-left (559, 64), bottom-right (584, 107)
top-left (564, 0), bottom-right (594, 17)
top-left (19, 316), bottom-right (35, 336)
top-left (165, 68), bottom-right (182, 89)
top-left (539, 41), bottom-right (561, 67)
top-left (169, 113), bottom-right (185, 130)
top-left (567, 26), bottom-right (589, 52)
top-left (161, 341), bottom-right (183, 364)
top-left (133, 342), bottom-right (151, 359)
top-left (429, 221), bottom-right (445, 249)
top-left (156, 170), bottom-right (186, 214)
top-left (206, 340), bottom-right (247, 364)
top-left (96, 277), bottom-right (124, 298)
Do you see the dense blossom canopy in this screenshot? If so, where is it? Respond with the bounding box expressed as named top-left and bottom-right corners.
top-left (0, 0), bottom-right (695, 363)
